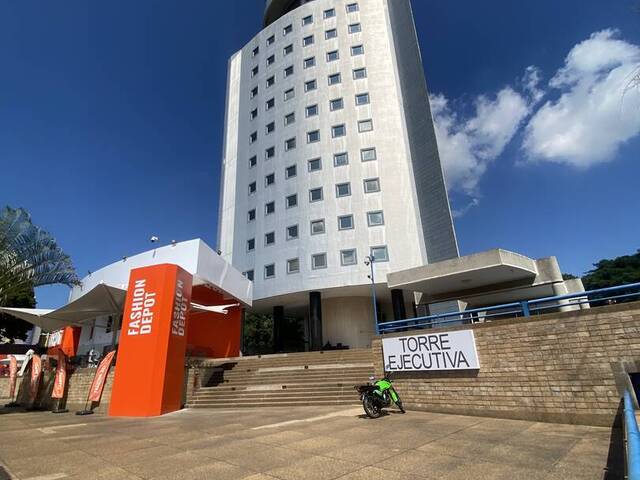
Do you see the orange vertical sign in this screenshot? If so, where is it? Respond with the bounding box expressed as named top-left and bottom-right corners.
top-left (52, 352), bottom-right (67, 399)
top-left (88, 350), bottom-right (115, 402)
top-left (8, 356), bottom-right (17, 399)
top-left (30, 355), bottom-right (42, 402)
top-left (108, 264), bottom-right (193, 417)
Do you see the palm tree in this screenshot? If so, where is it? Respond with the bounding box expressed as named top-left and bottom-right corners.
top-left (0, 206), bottom-right (79, 307)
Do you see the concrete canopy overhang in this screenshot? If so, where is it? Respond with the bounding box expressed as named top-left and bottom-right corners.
top-left (387, 249), bottom-right (539, 303)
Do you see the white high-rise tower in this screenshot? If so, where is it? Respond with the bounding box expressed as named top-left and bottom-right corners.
top-left (218, 0), bottom-right (458, 350)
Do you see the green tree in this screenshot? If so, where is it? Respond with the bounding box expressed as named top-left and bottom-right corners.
top-left (0, 284), bottom-right (35, 342)
top-left (0, 206), bottom-right (79, 341)
top-left (242, 313), bottom-right (274, 355)
top-left (582, 250), bottom-right (640, 290)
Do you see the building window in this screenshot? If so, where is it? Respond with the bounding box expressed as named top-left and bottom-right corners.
top-left (287, 258), bottom-right (300, 274)
top-left (338, 215), bottom-right (354, 230)
top-left (283, 24), bottom-right (293, 36)
top-left (348, 23), bottom-right (362, 34)
top-left (355, 92), bottom-right (370, 105)
top-left (251, 65), bottom-right (259, 77)
top-left (324, 8), bottom-right (335, 19)
top-left (305, 104), bottom-right (318, 117)
top-left (265, 146), bottom-right (275, 159)
top-left (252, 46), bottom-right (259, 57)
top-left (250, 86), bottom-right (258, 98)
top-left (333, 152), bottom-right (348, 166)
top-left (304, 57), bottom-right (316, 69)
top-left (358, 119), bottom-right (373, 132)
top-left (264, 263), bottom-right (276, 279)
top-left (367, 210), bottom-right (384, 226)
top-left (266, 97), bottom-right (275, 110)
top-left (328, 73), bottom-right (341, 85)
top-left (336, 182), bottom-right (351, 197)
top-left (284, 112), bottom-right (295, 125)
top-left (247, 238), bottom-right (255, 251)
top-left (309, 187), bottom-right (323, 202)
top-left (244, 270), bottom-right (254, 281)
top-left (307, 130), bottom-right (320, 143)
top-left (371, 246), bottom-right (389, 262)
top-left (327, 50), bottom-right (339, 62)
top-left (249, 131), bottom-right (257, 143)
top-left (351, 45), bottom-right (365, 56)
top-left (267, 34), bottom-right (275, 46)
top-left (310, 219), bottom-right (325, 235)
top-left (325, 28), bottom-right (337, 40)
top-left (284, 44), bottom-right (293, 55)
top-left (312, 253), bottom-right (327, 270)
top-left (250, 108), bottom-right (258, 120)
top-left (285, 137), bottom-right (296, 150)
top-left (284, 88), bottom-right (295, 101)
top-left (331, 124), bottom-right (346, 138)
top-left (353, 67), bottom-right (367, 79)
top-left (303, 35), bottom-right (314, 47)
top-left (266, 121), bottom-right (275, 134)
top-left (265, 172), bottom-right (275, 186)
top-left (361, 147), bottom-right (377, 161)
top-left (267, 54), bottom-right (275, 66)
top-left (346, 3), bottom-right (359, 13)
top-left (363, 177), bottom-right (380, 193)
top-left (302, 14), bottom-right (313, 26)
top-left (248, 182), bottom-right (256, 194)
top-left (329, 98), bottom-right (344, 111)
top-left (265, 231), bottom-right (276, 246)
top-left (341, 249), bottom-right (357, 266)
top-left (287, 224), bottom-right (299, 240)
top-left (248, 209), bottom-right (256, 222)
top-left (284, 65), bottom-right (294, 77)
top-left (265, 201), bottom-right (275, 215)
top-left (249, 155), bottom-right (257, 168)
top-left (286, 193), bottom-right (298, 208)
top-left (266, 75), bottom-right (275, 88)
top-left (308, 158), bottom-right (322, 172)
top-left (285, 164), bottom-right (297, 178)
top-left (305, 79), bottom-right (317, 92)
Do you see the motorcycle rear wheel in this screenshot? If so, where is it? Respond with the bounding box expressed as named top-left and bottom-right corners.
top-left (362, 394), bottom-right (382, 419)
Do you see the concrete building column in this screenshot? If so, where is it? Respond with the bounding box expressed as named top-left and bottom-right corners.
top-left (273, 306), bottom-right (284, 352)
top-left (391, 289), bottom-right (407, 321)
top-left (309, 292), bottom-right (323, 351)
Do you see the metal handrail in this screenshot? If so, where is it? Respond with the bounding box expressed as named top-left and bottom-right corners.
top-left (624, 389), bottom-right (640, 480)
top-left (378, 282), bottom-right (640, 333)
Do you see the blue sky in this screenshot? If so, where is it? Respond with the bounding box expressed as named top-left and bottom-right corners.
top-left (1, 0), bottom-right (639, 308)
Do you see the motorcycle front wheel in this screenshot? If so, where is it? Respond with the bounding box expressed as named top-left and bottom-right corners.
top-left (362, 394), bottom-right (382, 419)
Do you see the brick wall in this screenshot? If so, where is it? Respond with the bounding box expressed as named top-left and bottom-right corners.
top-left (372, 302), bottom-right (640, 426)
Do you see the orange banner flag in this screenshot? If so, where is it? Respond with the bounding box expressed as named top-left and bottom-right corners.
top-left (8, 356), bottom-right (17, 399)
top-left (30, 355), bottom-right (42, 401)
top-left (88, 350), bottom-right (116, 403)
top-left (52, 352), bottom-right (67, 399)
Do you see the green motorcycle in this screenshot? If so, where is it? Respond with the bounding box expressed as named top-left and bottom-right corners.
top-left (355, 372), bottom-right (405, 418)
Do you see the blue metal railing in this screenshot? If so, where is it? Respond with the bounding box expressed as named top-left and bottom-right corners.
top-left (378, 282), bottom-right (640, 333)
top-left (624, 389), bottom-right (640, 480)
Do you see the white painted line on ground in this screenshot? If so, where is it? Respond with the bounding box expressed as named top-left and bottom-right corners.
top-left (37, 423), bottom-right (87, 434)
top-left (252, 407), bottom-right (363, 430)
top-left (23, 474), bottom-right (68, 480)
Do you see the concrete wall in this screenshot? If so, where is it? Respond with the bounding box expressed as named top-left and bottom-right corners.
top-left (372, 302), bottom-right (640, 426)
top-left (322, 296), bottom-right (375, 348)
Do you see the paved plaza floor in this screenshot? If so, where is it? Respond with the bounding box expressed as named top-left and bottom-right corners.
top-left (0, 406), bottom-right (622, 480)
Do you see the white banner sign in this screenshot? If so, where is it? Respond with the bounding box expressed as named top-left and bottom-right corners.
top-left (382, 330), bottom-right (480, 372)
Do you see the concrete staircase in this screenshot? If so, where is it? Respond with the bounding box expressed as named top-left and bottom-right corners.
top-left (187, 348), bottom-right (374, 409)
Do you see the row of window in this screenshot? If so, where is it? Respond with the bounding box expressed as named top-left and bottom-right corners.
top-left (248, 177), bottom-right (380, 206)
top-left (249, 117), bottom-right (373, 145)
top-left (251, 3), bottom-right (361, 58)
top-left (246, 211), bottom-right (385, 252)
top-left (244, 245), bottom-right (389, 281)
top-left (249, 147), bottom-right (376, 172)
top-left (249, 45), bottom-right (364, 98)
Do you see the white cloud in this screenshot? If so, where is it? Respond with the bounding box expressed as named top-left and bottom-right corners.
top-left (523, 29), bottom-right (640, 167)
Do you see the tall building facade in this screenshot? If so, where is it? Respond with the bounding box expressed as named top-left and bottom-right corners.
top-left (217, 0), bottom-right (458, 350)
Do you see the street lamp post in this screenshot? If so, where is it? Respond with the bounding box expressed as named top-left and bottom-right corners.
top-left (365, 255), bottom-right (379, 334)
